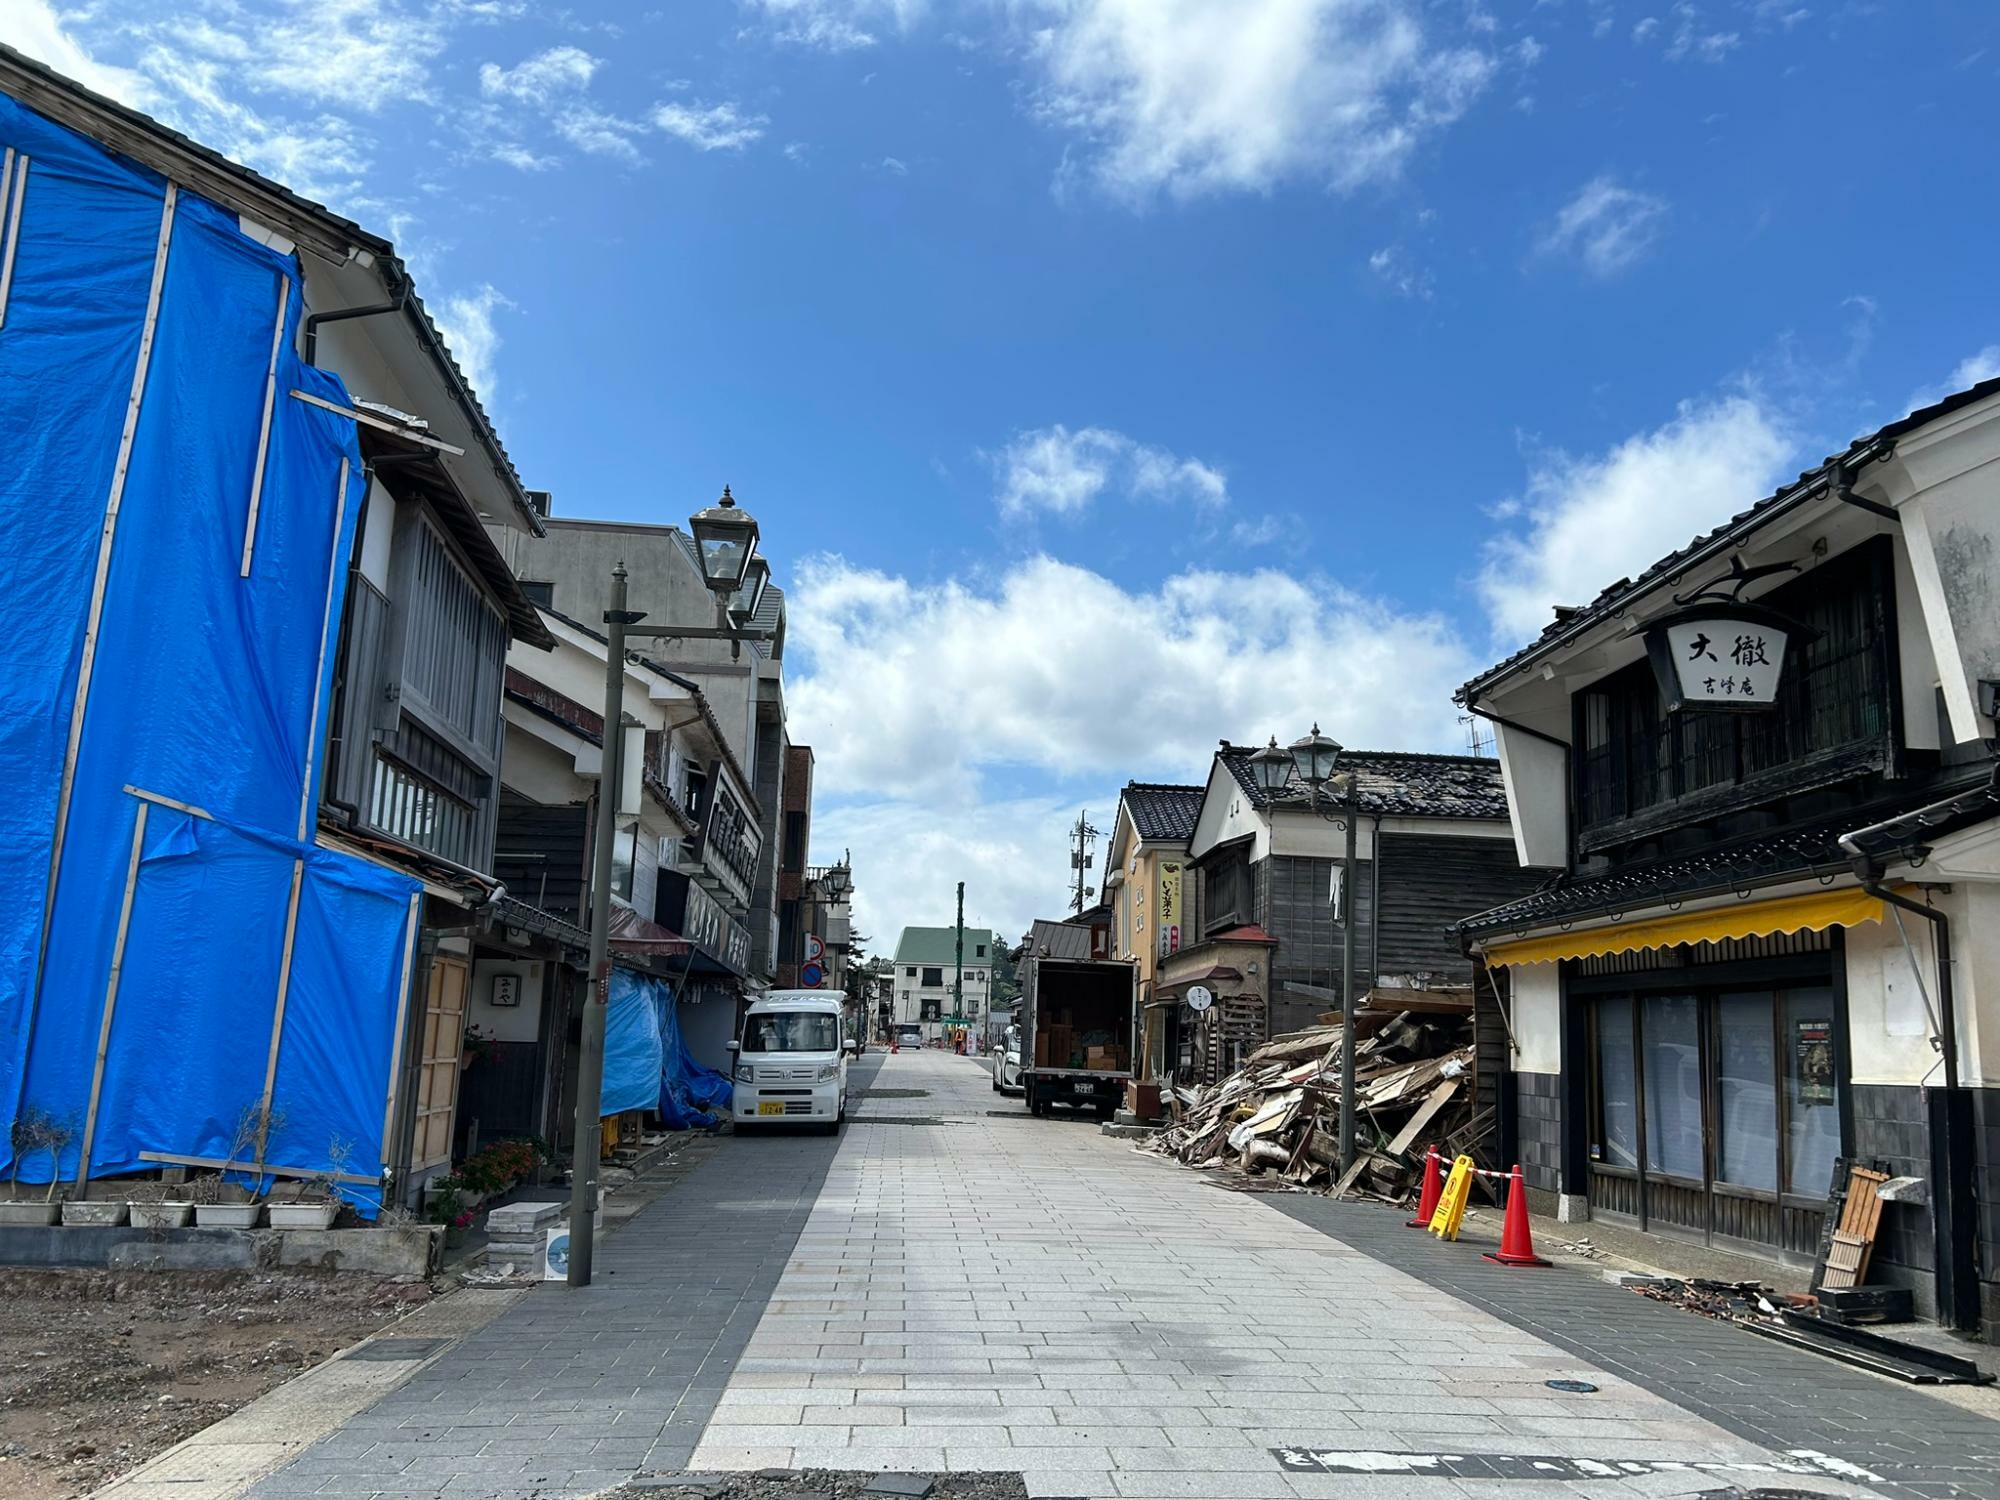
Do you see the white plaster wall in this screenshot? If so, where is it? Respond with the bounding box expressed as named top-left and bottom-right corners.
top-left (1844, 907), bottom-right (1948, 1088)
top-left (1495, 724), bottom-right (1568, 868)
top-left (357, 480), bottom-right (395, 593)
top-left (469, 958), bottom-right (543, 1044)
top-left (1508, 963), bottom-right (1562, 1073)
top-left (498, 714), bottom-right (582, 804)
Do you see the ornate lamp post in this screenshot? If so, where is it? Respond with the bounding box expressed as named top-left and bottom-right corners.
top-left (1250, 725), bottom-right (1363, 1172)
top-left (570, 488), bottom-right (772, 1288)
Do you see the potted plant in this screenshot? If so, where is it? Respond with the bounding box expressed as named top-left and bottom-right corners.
top-left (268, 1137), bottom-right (350, 1230)
top-left (427, 1175), bottom-right (470, 1247)
top-left (0, 1106), bottom-right (66, 1226)
top-left (61, 1194), bottom-right (128, 1226)
top-left (126, 1179), bottom-right (194, 1229)
top-left (191, 1103), bottom-right (277, 1228)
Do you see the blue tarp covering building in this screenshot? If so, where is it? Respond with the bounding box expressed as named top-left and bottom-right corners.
top-left (0, 93), bottom-right (421, 1208)
top-left (605, 970), bottom-right (732, 1129)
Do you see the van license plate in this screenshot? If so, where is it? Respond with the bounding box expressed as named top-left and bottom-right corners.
top-left (757, 1102), bottom-right (786, 1116)
top-left (1073, 1081), bottom-right (1095, 1095)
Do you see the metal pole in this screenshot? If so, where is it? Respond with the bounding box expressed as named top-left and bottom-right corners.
top-left (1338, 793), bottom-right (1358, 1173)
top-left (570, 561), bottom-right (632, 1288)
top-left (954, 882), bottom-right (964, 1030)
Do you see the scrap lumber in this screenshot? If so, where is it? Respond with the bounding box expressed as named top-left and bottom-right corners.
top-left (1141, 1011), bottom-right (1483, 1206)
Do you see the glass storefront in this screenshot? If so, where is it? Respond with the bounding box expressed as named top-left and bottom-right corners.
top-left (1586, 966), bottom-right (1842, 1257)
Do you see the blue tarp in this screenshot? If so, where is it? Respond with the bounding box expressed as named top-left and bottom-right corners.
top-left (603, 970), bottom-right (731, 1129)
top-left (0, 95), bottom-right (420, 1210)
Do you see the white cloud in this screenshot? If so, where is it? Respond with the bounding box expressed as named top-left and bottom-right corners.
top-left (738, 0), bottom-right (925, 51)
top-left (1230, 514), bottom-right (1288, 546)
top-left (653, 100), bottom-right (769, 151)
top-left (209, 0), bottom-right (447, 114)
top-left (993, 425), bottom-right (1227, 518)
top-left (432, 285), bottom-right (514, 403)
top-left (787, 552), bottom-right (1476, 936)
top-left (1907, 346), bottom-right (2000, 413)
top-left (479, 46), bottom-right (601, 105)
top-left (1537, 175), bottom-right (1669, 277)
top-left (880, 155), bottom-right (910, 174)
top-left (1026, 0), bottom-right (1496, 201)
top-left (1477, 395), bottom-right (1792, 644)
top-left (1368, 243), bottom-right (1434, 299)
top-left (556, 104), bottom-right (649, 162)
top-left (0, 0), bottom-right (154, 107)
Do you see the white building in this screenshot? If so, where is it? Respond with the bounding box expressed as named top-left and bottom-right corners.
top-left (890, 926), bottom-right (1003, 1040)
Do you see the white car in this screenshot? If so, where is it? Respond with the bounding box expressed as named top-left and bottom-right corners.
top-left (991, 1024), bottom-right (1024, 1093)
top-left (730, 991), bottom-right (848, 1133)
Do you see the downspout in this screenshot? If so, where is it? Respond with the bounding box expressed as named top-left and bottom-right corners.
top-left (302, 286), bottom-right (407, 365)
top-left (1837, 827), bottom-right (1977, 1330)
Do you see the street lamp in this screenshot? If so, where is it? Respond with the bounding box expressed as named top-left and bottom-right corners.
top-left (1261, 724), bottom-right (1363, 1175)
top-left (569, 488), bottom-right (773, 1290)
top-left (688, 485), bottom-right (760, 594)
top-left (824, 860), bottom-right (853, 899)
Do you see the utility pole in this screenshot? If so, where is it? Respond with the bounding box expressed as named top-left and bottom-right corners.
top-left (953, 881), bottom-right (964, 1027)
top-left (1067, 809), bottom-right (1098, 915)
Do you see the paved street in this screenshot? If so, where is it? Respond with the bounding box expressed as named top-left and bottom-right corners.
top-left (247, 1050), bottom-right (2000, 1500)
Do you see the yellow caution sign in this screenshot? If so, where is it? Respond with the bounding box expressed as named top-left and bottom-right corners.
top-left (1428, 1154), bottom-right (1474, 1241)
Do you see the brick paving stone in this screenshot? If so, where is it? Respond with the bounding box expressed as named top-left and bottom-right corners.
top-left (243, 1059), bottom-right (886, 1500)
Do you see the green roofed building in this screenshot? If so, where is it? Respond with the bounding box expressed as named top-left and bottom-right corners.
top-left (891, 925), bottom-right (1005, 1038)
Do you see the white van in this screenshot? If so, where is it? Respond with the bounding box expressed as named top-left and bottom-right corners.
top-left (729, 990), bottom-right (848, 1133)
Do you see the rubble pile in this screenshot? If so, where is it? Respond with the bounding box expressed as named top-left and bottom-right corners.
top-left (1144, 1012), bottom-right (1486, 1200)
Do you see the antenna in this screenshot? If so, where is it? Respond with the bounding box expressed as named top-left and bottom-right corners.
top-left (1458, 712), bottom-right (1493, 758)
top-left (1067, 808), bottom-right (1100, 915)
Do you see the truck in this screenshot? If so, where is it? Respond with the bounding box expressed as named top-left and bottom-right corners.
top-left (1020, 955), bottom-right (1137, 1120)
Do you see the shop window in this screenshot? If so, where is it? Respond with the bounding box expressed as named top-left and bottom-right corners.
top-left (1784, 987), bottom-right (1840, 1195)
top-left (1642, 994), bottom-right (1703, 1180)
top-left (1716, 993), bottom-right (1778, 1191)
top-left (1594, 997), bottom-right (1639, 1169)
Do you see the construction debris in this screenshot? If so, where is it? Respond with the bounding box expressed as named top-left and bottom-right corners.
top-left (1142, 1012), bottom-right (1488, 1203)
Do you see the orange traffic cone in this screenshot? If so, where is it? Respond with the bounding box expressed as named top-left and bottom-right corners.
top-left (1406, 1145), bottom-right (1444, 1228)
top-left (1482, 1163), bottom-right (1551, 1267)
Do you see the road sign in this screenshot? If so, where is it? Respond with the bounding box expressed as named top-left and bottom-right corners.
top-left (801, 962), bottom-right (825, 988)
top-left (805, 933), bottom-right (825, 962)
top-left (1186, 985), bottom-right (1213, 1012)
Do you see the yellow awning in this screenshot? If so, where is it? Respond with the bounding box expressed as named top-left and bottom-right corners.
top-left (1482, 885), bottom-right (1888, 968)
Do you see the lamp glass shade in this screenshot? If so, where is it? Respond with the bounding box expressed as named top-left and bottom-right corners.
top-left (727, 555), bottom-right (770, 625)
top-left (1248, 737), bottom-right (1295, 794)
top-left (689, 491), bottom-right (760, 593)
top-left (1289, 724), bottom-right (1343, 786)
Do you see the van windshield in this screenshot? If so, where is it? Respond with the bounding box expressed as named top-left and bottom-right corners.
top-left (744, 1012), bottom-right (839, 1052)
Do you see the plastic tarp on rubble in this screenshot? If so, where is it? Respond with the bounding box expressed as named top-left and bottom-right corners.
top-left (604, 970), bottom-right (732, 1128)
top-left (0, 94), bottom-right (420, 1210)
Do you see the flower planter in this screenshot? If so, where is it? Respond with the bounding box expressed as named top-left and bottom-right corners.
top-left (129, 1201), bottom-right (195, 1229)
top-left (267, 1202), bottom-right (339, 1230)
top-left (194, 1202), bottom-right (263, 1228)
top-left (61, 1201), bottom-right (128, 1227)
top-left (0, 1201), bottom-right (61, 1226)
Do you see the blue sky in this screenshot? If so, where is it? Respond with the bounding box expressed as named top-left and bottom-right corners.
top-left (8, 0), bottom-right (1998, 941)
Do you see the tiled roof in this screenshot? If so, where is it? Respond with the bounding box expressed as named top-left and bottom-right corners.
top-left (1122, 782), bottom-right (1204, 843)
top-left (1460, 374), bottom-right (2000, 705)
top-left (1217, 745), bottom-right (1509, 821)
top-left (1026, 919), bottom-right (1094, 961)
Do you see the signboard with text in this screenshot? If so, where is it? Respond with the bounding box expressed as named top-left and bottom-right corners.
top-left (1158, 860), bottom-right (1184, 959)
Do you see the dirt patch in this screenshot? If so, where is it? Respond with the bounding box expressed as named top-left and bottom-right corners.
top-left (0, 1268), bottom-right (441, 1500)
top-left (617, 1473), bottom-right (1027, 1500)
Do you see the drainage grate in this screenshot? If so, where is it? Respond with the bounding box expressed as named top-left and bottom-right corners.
top-left (864, 1088), bottom-right (931, 1099)
top-left (846, 1115), bottom-right (952, 1126)
top-left (346, 1337), bottom-right (449, 1363)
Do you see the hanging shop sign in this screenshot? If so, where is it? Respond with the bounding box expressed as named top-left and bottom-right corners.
top-left (1643, 559), bottom-right (1817, 714)
top-left (1186, 984), bottom-right (1214, 1013)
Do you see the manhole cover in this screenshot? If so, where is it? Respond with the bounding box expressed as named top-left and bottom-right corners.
top-left (1545, 1378), bottom-right (1598, 1393)
top-left (347, 1338), bottom-right (447, 1362)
